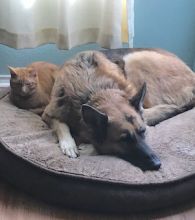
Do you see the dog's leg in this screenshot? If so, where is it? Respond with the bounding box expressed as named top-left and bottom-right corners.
top-left (42, 110), bottom-right (79, 158)
top-left (144, 88), bottom-right (195, 126)
top-left (143, 104), bottom-right (189, 126)
top-left (51, 119), bottom-right (79, 158)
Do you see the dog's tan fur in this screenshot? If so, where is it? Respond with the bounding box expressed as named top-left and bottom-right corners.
top-left (122, 50), bottom-right (195, 125)
top-left (42, 49), bottom-right (195, 169)
top-left (42, 51), bottom-right (148, 160)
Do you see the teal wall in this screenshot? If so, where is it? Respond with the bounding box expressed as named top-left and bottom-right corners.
top-left (134, 0), bottom-right (195, 67)
top-left (0, 43), bottom-right (102, 75)
top-left (1, 0), bottom-right (195, 75)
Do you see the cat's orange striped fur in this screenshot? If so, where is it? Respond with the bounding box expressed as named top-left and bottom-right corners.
top-left (9, 61), bottom-right (59, 115)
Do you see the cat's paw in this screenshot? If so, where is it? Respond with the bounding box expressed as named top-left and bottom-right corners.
top-left (60, 140), bottom-right (79, 158)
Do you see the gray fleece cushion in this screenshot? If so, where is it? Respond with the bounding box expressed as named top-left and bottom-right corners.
top-left (0, 92), bottom-right (195, 213)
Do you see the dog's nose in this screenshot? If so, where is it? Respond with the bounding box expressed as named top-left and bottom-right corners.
top-left (149, 159), bottom-right (161, 170)
top-left (147, 154), bottom-right (161, 170)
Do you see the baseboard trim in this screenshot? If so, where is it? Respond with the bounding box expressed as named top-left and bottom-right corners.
top-left (0, 83), bottom-right (9, 87)
top-left (0, 75), bottom-right (10, 87)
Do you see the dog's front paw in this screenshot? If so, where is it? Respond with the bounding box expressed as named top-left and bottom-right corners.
top-left (60, 140), bottom-right (79, 158)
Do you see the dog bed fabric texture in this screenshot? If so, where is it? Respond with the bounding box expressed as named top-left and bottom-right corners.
top-left (0, 91), bottom-right (195, 213)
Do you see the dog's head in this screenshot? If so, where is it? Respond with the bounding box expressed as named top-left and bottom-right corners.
top-left (82, 83), bottom-right (161, 171)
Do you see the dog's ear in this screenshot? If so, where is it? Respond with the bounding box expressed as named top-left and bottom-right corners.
top-left (82, 104), bottom-right (108, 142)
top-left (130, 82), bottom-right (146, 111)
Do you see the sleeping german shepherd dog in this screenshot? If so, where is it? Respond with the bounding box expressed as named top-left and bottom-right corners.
top-left (42, 49), bottom-right (195, 171)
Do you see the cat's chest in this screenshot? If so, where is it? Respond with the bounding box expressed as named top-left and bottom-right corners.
top-left (10, 91), bottom-right (48, 109)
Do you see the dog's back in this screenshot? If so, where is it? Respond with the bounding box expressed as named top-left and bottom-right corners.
top-left (123, 50), bottom-right (195, 108)
top-left (102, 48), bottom-right (195, 108)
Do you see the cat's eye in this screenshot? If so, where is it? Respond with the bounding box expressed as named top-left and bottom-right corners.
top-left (25, 81), bottom-right (34, 86)
top-left (15, 81), bottom-right (22, 85)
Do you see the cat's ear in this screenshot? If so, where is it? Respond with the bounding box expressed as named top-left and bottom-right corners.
top-left (29, 68), bottom-right (37, 78)
top-left (8, 66), bottom-right (17, 78)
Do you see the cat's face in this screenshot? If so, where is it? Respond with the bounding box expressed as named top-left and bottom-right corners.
top-left (9, 66), bottom-right (38, 97)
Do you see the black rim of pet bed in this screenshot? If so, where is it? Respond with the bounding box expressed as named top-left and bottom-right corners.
top-left (0, 138), bottom-right (195, 213)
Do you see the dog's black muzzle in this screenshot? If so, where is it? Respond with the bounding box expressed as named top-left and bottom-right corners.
top-left (122, 138), bottom-right (161, 171)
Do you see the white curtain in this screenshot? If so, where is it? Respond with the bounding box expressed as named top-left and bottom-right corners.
top-left (0, 0), bottom-right (134, 49)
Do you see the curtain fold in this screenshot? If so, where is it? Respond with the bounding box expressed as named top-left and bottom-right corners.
top-left (0, 0), bottom-right (134, 49)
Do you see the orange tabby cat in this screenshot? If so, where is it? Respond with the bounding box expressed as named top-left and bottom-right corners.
top-left (9, 62), bottom-right (59, 115)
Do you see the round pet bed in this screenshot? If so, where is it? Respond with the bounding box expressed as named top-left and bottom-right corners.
top-left (0, 92), bottom-right (195, 213)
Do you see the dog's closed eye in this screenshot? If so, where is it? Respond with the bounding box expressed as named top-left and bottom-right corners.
top-left (137, 127), bottom-right (146, 136)
top-left (118, 131), bottom-right (134, 143)
top-left (125, 115), bottom-right (134, 123)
